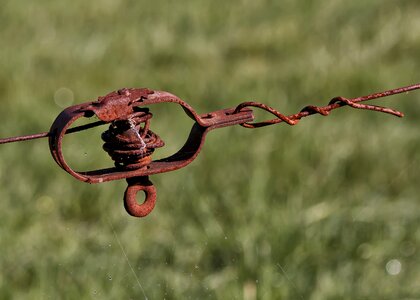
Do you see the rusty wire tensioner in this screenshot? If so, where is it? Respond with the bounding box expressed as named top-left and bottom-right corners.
top-left (1, 84), bottom-right (419, 217)
top-left (49, 88), bottom-right (254, 217)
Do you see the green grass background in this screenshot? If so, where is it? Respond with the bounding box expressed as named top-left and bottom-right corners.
top-left (1, 0), bottom-right (420, 299)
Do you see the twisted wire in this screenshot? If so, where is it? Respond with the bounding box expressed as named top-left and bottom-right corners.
top-left (233, 83), bottom-right (420, 128)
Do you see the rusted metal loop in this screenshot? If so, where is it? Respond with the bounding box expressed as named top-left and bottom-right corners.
top-left (234, 101), bottom-right (298, 128)
top-left (124, 176), bottom-right (157, 217)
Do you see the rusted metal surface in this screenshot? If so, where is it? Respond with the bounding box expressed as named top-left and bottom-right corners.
top-left (47, 89), bottom-right (254, 184)
top-left (0, 83), bottom-right (419, 217)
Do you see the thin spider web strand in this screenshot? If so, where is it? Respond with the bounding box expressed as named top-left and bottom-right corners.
top-left (276, 263), bottom-right (305, 300)
top-left (106, 217), bottom-right (148, 299)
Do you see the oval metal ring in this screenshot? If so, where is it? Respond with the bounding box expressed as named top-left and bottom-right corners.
top-left (124, 177), bottom-right (157, 217)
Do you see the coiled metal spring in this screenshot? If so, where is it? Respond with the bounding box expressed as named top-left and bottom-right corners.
top-left (101, 108), bottom-right (164, 170)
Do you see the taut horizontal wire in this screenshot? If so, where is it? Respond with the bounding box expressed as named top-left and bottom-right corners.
top-left (0, 120), bottom-right (105, 145)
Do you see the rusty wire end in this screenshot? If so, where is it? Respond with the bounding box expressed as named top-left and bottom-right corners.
top-left (328, 96), bottom-right (404, 118)
top-left (233, 83), bottom-right (418, 128)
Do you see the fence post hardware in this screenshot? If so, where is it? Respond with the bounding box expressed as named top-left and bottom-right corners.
top-left (1, 83), bottom-right (419, 217)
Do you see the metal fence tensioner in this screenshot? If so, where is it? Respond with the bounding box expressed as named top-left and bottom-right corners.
top-left (1, 83), bottom-right (419, 217)
top-left (49, 88), bottom-right (254, 217)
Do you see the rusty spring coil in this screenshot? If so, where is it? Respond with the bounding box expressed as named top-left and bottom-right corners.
top-left (101, 108), bottom-right (164, 170)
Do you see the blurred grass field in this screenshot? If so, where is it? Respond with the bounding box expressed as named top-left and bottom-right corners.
top-left (1, 0), bottom-right (420, 299)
